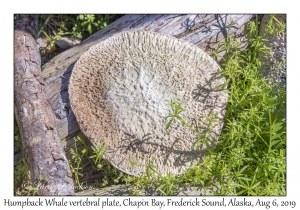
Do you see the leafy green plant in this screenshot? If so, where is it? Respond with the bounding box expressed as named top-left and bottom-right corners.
top-left (166, 100), bottom-right (220, 150)
top-left (89, 143), bottom-right (107, 170)
top-left (265, 14), bottom-right (286, 36)
top-left (37, 14), bottom-right (118, 43)
top-left (71, 14), bottom-right (115, 39)
top-left (42, 28), bottom-right (65, 51)
top-left (165, 100), bottom-right (186, 130)
top-left (68, 137), bottom-right (85, 190)
top-left (125, 14), bottom-right (286, 196)
top-left (124, 157), bottom-right (180, 196)
top-left (67, 136), bottom-right (125, 191)
top-left (14, 157), bottom-right (30, 190)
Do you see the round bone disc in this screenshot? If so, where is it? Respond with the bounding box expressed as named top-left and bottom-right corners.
top-left (69, 30), bottom-right (227, 176)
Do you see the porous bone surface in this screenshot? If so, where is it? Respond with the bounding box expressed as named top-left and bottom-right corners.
top-left (69, 30), bottom-right (228, 176)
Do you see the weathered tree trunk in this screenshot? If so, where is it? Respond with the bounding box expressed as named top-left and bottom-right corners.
top-left (14, 15), bottom-right (75, 195)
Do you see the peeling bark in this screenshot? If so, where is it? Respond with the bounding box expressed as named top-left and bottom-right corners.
top-left (14, 15), bottom-right (74, 195)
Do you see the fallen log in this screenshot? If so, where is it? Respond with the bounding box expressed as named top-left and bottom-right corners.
top-left (14, 15), bottom-right (74, 195)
